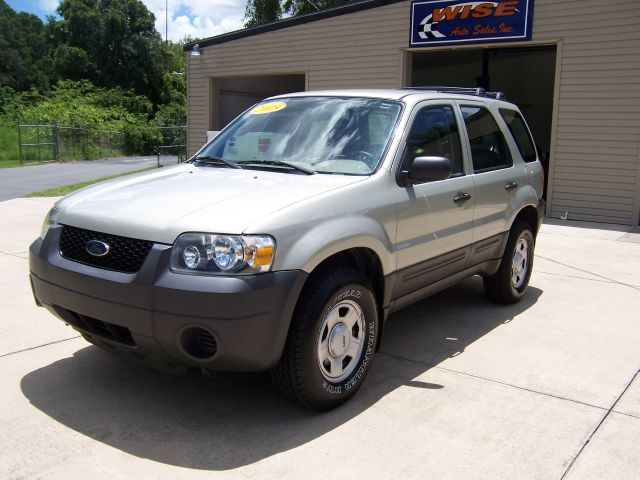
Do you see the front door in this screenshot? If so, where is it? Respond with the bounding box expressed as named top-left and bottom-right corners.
top-left (394, 102), bottom-right (475, 298)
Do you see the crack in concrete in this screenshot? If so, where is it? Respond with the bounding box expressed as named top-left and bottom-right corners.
top-left (537, 255), bottom-right (640, 292)
top-left (560, 369), bottom-right (640, 479)
top-left (0, 249), bottom-right (29, 260)
top-left (611, 410), bottom-right (640, 421)
top-left (0, 336), bottom-right (81, 359)
top-left (378, 350), bottom-right (608, 412)
top-left (536, 270), bottom-right (619, 285)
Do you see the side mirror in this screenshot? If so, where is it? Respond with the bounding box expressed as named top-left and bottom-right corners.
top-left (400, 156), bottom-right (452, 186)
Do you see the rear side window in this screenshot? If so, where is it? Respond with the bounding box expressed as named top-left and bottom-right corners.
top-left (499, 109), bottom-right (538, 163)
top-left (407, 105), bottom-right (464, 175)
top-left (460, 106), bottom-right (512, 173)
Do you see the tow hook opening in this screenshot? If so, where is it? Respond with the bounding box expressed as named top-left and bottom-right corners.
top-left (200, 367), bottom-right (217, 378)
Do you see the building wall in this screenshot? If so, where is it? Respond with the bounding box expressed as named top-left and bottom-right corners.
top-left (188, 0), bottom-right (640, 225)
top-left (533, 0), bottom-right (640, 224)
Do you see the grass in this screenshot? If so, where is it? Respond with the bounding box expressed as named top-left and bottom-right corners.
top-left (0, 126), bottom-right (20, 168)
top-left (25, 166), bottom-right (157, 197)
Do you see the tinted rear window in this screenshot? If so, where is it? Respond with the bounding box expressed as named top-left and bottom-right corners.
top-left (499, 109), bottom-right (537, 163)
top-left (461, 106), bottom-right (512, 173)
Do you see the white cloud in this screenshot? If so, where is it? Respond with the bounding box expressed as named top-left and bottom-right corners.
top-left (34, 0), bottom-right (246, 42)
top-left (38, 0), bottom-right (60, 12)
top-left (142, 0), bottom-right (246, 42)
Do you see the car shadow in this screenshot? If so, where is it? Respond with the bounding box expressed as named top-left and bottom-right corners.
top-left (20, 276), bottom-right (542, 470)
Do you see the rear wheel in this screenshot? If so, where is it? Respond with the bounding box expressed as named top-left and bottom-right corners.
top-left (483, 220), bottom-right (535, 304)
top-left (270, 266), bottom-right (378, 410)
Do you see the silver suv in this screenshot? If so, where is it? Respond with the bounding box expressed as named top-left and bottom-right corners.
top-left (30, 88), bottom-right (545, 410)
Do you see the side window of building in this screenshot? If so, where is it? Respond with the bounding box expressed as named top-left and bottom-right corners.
top-left (460, 106), bottom-right (513, 173)
top-left (407, 105), bottom-right (464, 176)
top-left (499, 109), bottom-right (538, 163)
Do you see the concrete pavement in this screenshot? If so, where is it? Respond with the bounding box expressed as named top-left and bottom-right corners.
top-left (0, 156), bottom-right (178, 201)
top-left (0, 197), bottom-right (639, 479)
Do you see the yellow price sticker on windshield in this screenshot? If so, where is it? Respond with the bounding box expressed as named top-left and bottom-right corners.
top-left (250, 102), bottom-right (286, 115)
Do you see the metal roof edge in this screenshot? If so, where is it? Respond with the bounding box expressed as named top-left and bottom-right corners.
top-left (183, 0), bottom-right (407, 51)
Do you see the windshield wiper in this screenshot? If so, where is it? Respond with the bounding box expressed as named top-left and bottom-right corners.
top-left (237, 160), bottom-right (315, 175)
top-left (193, 155), bottom-right (242, 169)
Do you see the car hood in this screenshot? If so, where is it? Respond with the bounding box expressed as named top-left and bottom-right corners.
top-left (56, 164), bottom-right (366, 244)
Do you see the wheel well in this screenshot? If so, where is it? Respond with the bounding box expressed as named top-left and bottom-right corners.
top-left (514, 206), bottom-right (540, 235)
top-left (308, 248), bottom-right (384, 304)
top-left (303, 248), bottom-right (386, 347)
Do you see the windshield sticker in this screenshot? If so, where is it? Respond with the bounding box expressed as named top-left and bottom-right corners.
top-left (250, 102), bottom-right (286, 115)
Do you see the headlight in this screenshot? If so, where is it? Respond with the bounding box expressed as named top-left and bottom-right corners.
top-left (170, 233), bottom-right (276, 275)
top-left (40, 206), bottom-right (59, 240)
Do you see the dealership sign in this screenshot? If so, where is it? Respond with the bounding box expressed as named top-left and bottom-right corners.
top-left (410, 0), bottom-right (534, 47)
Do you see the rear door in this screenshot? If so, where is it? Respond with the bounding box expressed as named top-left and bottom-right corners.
top-left (457, 102), bottom-right (527, 241)
top-left (499, 108), bottom-right (545, 200)
top-left (393, 101), bottom-right (475, 297)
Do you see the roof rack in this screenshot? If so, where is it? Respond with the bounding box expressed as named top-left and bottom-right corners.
top-left (402, 86), bottom-right (506, 101)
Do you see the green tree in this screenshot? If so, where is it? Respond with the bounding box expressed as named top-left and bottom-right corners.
top-left (283, 0), bottom-right (353, 16)
top-left (155, 38), bottom-right (190, 125)
top-left (0, 0), bottom-right (52, 92)
top-left (158, 38), bottom-right (188, 105)
top-left (49, 0), bottom-right (165, 104)
top-left (244, 0), bottom-right (354, 27)
top-left (0, 86), bottom-right (21, 121)
top-left (244, 0), bottom-right (283, 27)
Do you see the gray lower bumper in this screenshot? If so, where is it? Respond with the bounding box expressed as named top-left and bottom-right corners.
top-left (29, 227), bottom-right (307, 372)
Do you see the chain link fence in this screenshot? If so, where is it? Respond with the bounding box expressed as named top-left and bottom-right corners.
top-left (17, 118), bottom-right (126, 165)
top-left (17, 118), bottom-right (186, 166)
top-left (17, 120), bottom-right (57, 165)
top-left (156, 125), bottom-right (187, 166)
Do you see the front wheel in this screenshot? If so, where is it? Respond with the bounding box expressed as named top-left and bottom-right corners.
top-left (270, 266), bottom-right (378, 410)
top-left (483, 220), bottom-right (535, 304)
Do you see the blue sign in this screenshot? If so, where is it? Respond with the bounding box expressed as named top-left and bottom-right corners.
top-left (410, 0), bottom-right (534, 47)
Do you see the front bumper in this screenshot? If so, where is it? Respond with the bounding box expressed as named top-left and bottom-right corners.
top-left (29, 226), bottom-right (307, 372)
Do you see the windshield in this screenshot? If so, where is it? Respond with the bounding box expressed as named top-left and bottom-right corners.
top-left (195, 97), bottom-right (403, 175)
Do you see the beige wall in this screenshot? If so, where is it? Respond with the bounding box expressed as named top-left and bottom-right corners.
top-left (189, 0), bottom-right (640, 225)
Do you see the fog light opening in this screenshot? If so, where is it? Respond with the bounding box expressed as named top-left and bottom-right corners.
top-left (180, 327), bottom-right (218, 360)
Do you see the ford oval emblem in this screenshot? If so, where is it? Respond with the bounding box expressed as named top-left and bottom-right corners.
top-left (85, 240), bottom-right (110, 257)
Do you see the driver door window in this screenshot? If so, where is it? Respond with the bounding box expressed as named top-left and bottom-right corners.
top-left (407, 105), bottom-right (464, 176)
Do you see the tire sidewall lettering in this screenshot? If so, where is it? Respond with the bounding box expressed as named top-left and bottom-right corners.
top-left (318, 286), bottom-right (376, 395)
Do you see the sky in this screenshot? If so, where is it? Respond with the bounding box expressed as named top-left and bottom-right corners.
top-left (6, 0), bottom-right (246, 42)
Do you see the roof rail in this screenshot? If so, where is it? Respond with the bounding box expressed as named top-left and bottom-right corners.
top-left (402, 86), bottom-right (506, 101)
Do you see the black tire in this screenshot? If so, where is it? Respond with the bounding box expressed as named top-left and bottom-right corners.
top-left (483, 220), bottom-right (535, 304)
top-left (270, 266), bottom-right (379, 411)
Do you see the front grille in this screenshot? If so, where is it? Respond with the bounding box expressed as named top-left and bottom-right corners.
top-left (60, 225), bottom-right (153, 273)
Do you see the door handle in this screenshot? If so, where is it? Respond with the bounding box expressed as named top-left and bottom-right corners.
top-left (505, 181), bottom-right (518, 192)
top-left (453, 192), bottom-right (471, 204)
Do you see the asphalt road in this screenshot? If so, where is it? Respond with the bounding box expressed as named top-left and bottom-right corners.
top-left (1, 199), bottom-right (639, 479)
top-left (0, 156), bottom-right (178, 201)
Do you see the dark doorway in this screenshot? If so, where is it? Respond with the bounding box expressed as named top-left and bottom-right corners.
top-left (212, 74), bottom-right (306, 129)
top-left (411, 45), bottom-right (556, 196)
